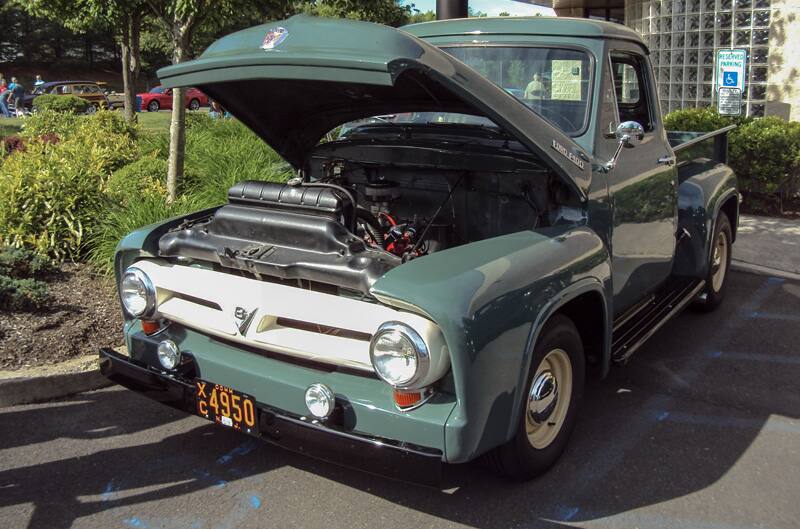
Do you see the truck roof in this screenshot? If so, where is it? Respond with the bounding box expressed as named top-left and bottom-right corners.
top-left (402, 16), bottom-right (647, 51)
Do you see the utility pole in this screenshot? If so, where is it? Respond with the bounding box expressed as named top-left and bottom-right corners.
top-left (436, 0), bottom-right (468, 20)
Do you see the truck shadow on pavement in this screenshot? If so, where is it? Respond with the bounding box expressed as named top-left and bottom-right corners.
top-left (1, 271), bottom-right (798, 529)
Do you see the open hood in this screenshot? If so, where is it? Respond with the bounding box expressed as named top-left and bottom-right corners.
top-left (158, 15), bottom-right (590, 198)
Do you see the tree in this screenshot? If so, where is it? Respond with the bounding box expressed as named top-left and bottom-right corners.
top-left (146, 0), bottom-right (292, 201)
top-left (296, 0), bottom-right (411, 26)
top-left (498, 12), bottom-right (510, 17)
top-left (16, 0), bottom-right (147, 123)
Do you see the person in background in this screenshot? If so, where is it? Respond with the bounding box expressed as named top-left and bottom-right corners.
top-left (34, 75), bottom-right (45, 87)
top-left (524, 72), bottom-right (545, 100)
top-left (0, 74), bottom-right (7, 94)
top-left (0, 88), bottom-right (12, 118)
top-left (7, 77), bottom-right (25, 116)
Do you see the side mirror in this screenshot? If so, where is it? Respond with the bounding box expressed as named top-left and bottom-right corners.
top-left (605, 121), bottom-right (644, 171)
top-left (615, 120), bottom-right (645, 146)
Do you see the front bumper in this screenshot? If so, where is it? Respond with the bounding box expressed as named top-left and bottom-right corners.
top-left (99, 348), bottom-right (443, 486)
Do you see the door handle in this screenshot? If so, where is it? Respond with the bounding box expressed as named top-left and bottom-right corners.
top-left (658, 155), bottom-right (676, 166)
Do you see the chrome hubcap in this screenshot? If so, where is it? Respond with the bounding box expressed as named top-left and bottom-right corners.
top-left (711, 230), bottom-right (728, 292)
top-left (528, 371), bottom-right (558, 424)
top-left (526, 348), bottom-right (572, 449)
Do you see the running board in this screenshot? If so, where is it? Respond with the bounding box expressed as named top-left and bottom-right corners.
top-left (611, 279), bottom-right (705, 363)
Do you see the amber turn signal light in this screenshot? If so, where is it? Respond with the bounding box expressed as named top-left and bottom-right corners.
top-left (393, 389), bottom-right (422, 409)
top-left (141, 320), bottom-right (162, 335)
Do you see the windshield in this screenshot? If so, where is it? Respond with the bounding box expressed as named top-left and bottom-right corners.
top-left (445, 47), bottom-right (591, 135)
top-left (341, 46), bottom-right (592, 137)
top-left (149, 86), bottom-right (165, 94)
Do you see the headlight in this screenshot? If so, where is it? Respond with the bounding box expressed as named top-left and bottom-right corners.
top-left (369, 322), bottom-right (429, 389)
top-left (120, 266), bottom-right (156, 317)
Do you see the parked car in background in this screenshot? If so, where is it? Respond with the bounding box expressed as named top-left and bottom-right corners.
top-left (96, 82), bottom-right (125, 109)
top-left (137, 85), bottom-right (208, 112)
top-left (23, 81), bottom-right (112, 113)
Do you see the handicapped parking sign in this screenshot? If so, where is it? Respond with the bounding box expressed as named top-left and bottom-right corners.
top-left (722, 71), bottom-right (738, 87)
top-left (716, 49), bottom-right (746, 92)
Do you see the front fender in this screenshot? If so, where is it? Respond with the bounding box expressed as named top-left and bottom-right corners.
top-left (370, 226), bottom-right (611, 463)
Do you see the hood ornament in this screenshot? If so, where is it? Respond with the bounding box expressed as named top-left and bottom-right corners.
top-left (261, 27), bottom-right (288, 50)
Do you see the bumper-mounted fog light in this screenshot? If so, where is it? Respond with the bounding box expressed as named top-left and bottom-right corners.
top-left (157, 340), bottom-right (181, 370)
top-left (304, 383), bottom-right (335, 419)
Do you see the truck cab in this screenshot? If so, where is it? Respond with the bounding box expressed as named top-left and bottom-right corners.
top-left (100, 15), bottom-right (738, 484)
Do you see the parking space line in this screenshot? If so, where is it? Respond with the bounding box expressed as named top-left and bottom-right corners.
top-left (546, 510), bottom-right (792, 529)
top-left (708, 351), bottom-right (800, 365)
top-left (746, 311), bottom-right (800, 322)
top-left (652, 410), bottom-right (800, 435)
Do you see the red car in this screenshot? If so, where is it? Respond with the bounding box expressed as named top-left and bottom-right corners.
top-left (138, 85), bottom-right (208, 112)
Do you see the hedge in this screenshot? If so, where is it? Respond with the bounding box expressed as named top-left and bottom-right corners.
top-left (32, 94), bottom-right (90, 114)
top-left (665, 108), bottom-right (800, 203)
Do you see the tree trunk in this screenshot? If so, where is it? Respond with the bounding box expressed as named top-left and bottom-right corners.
top-left (120, 10), bottom-right (143, 123)
top-left (166, 29), bottom-right (191, 203)
top-left (120, 17), bottom-right (135, 122)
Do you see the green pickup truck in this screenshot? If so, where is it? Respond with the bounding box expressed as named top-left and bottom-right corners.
top-left (100, 15), bottom-right (738, 485)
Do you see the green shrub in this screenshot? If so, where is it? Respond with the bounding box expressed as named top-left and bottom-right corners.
top-left (664, 106), bottom-right (751, 132)
top-left (106, 155), bottom-right (168, 203)
top-left (20, 110), bottom-right (79, 139)
top-left (0, 246), bottom-right (55, 279)
top-left (664, 108), bottom-right (800, 208)
top-left (88, 194), bottom-right (202, 275)
top-left (730, 117), bottom-right (800, 199)
top-left (0, 276), bottom-right (50, 311)
top-left (182, 118), bottom-right (291, 207)
top-left (0, 110), bottom-right (138, 259)
top-left (32, 94), bottom-right (90, 114)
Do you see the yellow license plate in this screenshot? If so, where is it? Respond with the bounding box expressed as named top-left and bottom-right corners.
top-left (195, 379), bottom-right (258, 435)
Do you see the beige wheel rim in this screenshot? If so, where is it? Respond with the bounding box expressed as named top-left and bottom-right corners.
top-left (526, 348), bottom-right (572, 449)
top-left (711, 230), bottom-right (728, 292)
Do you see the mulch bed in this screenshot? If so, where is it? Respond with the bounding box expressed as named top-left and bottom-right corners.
top-left (0, 263), bottom-right (123, 371)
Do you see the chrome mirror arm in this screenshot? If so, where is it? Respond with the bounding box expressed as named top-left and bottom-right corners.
top-left (602, 121), bottom-right (644, 173)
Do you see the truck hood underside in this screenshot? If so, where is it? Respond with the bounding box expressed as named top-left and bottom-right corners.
top-left (157, 15), bottom-right (589, 199)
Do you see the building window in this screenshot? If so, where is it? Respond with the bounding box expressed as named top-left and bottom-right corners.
top-left (627, 0), bottom-right (772, 116)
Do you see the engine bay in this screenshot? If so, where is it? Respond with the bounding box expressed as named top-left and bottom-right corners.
top-left (158, 138), bottom-right (577, 295)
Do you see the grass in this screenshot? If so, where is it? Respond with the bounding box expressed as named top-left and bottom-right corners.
top-left (0, 109), bottom-right (180, 140)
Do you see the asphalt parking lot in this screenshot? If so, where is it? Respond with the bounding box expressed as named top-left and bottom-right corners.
top-left (1, 270), bottom-right (798, 529)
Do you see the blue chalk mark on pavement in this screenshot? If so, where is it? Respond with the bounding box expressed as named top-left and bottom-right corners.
top-left (553, 506), bottom-right (580, 521)
top-left (656, 411), bottom-right (670, 422)
top-left (217, 440), bottom-right (257, 465)
top-left (249, 495), bottom-right (262, 509)
top-left (123, 517), bottom-right (145, 528)
top-left (101, 478), bottom-right (120, 501)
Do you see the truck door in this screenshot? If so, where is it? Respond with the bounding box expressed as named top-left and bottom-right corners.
top-left (605, 48), bottom-right (678, 315)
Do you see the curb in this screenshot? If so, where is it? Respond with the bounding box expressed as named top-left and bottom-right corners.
top-left (731, 259), bottom-right (800, 282)
top-left (0, 353), bottom-right (115, 408)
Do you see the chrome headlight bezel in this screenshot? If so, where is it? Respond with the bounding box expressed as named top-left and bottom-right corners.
top-left (120, 266), bottom-right (157, 318)
top-left (369, 321), bottom-right (430, 389)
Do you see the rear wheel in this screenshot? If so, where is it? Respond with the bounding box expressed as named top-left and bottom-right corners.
top-left (85, 104), bottom-right (98, 115)
top-left (188, 98), bottom-right (200, 110)
top-left (147, 100), bottom-right (160, 112)
top-left (486, 314), bottom-right (585, 480)
top-left (694, 211), bottom-right (732, 312)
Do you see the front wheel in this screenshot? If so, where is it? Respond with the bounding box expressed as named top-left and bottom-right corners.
top-left (147, 100), bottom-right (160, 112)
top-left (486, 314), bottom-right (585, 480)
top-left (85, 104), bottom-right (98, 115)
top-left (188, 98), bottom-right (200, 110)
top-left (694, 211), bottom-right (732, 312)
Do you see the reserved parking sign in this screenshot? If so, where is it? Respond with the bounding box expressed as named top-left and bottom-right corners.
top-left (716, 49), bottom-right (746, 115)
